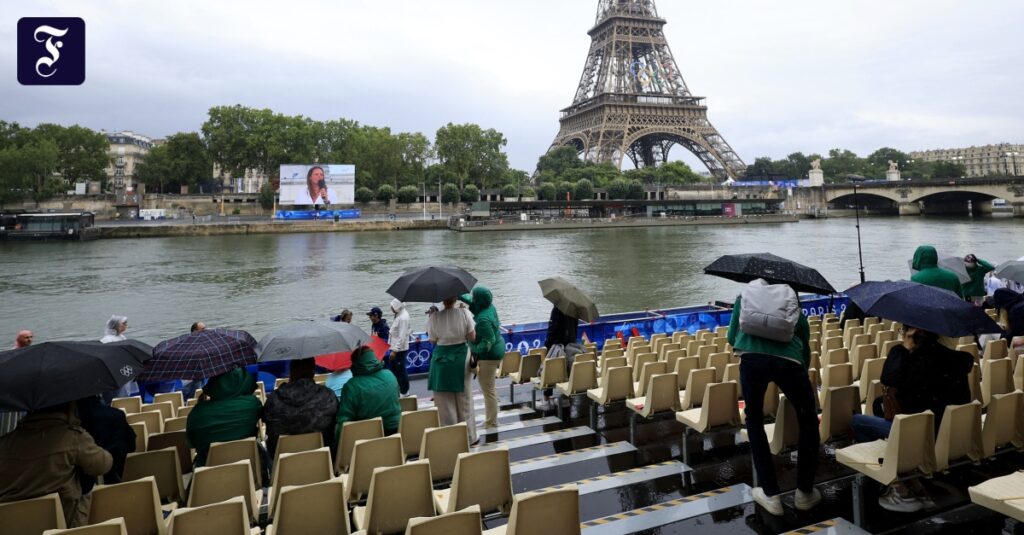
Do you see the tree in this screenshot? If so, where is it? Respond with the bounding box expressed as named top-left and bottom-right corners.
top-left (136, 132), bottom-right (212, 193)
top-left (627, 179), bottom-right (644, 199)
top-left (744, 157), bottom-right (776, 179)
top-left (521, 186), bottom-right (536, 199)
top-left (866, 147), bottom-right (910, 179)
top-left (355, 187), bottom-right (374, 203)
top-left (259, 182), bottom-right (275, 210)
top-left (607, 178), bottom-right (630, 200)
top-left (536, 146), bottom-right (583, 178)
top-left (31, 124), bottom-right (109, 186)
top-left (654, 161), bottom-right (703, 184)
top-left (0, 139), bottom-right (62, 205)
top-left (376, 184), bottom-right (396, 202)
top-left (434, 123), bottom-right (509, 189)
top-left (574, 179), bottom-right (594, 201)
top-left (397, 185), bottom-right (419, 204)
top-left (500, 184), bottom-right (517, 200)
top-left (555, 181), bottom-right (573, 200)
top-left (537, 182), bottom-right (557, 201)
top-left (461, 184), bottom-right (479, 203)
top-left (821, 148), bottom-right (863, 181)
top-left (441, 183), bottom-right (460, 204)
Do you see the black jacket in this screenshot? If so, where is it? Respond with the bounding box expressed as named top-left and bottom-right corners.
top-left (879, 342), bottom-right (973, 429)
top-left (76, 397), bottom-right (136, 493)
top-left (544, 307), bottom-right (578, 348)
top-left (262, 379), bottom-right (339, 460)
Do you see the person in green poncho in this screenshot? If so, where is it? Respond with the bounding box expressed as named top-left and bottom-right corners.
top-left (910, 245), bottom-right (963, 297)
top-left (427, 296), bottom-right (478, 445)
top-left (185, 368), bottom-right (261, 467)
top-left (334, 346), bottom-right (402, 440)
top-left (962, 253), bottom-right (995, 304)
top-left (460, 286), bottom-right (505, 428)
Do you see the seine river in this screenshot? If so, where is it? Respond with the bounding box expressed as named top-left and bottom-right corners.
top-left (2, 216), bottom-right (1021, 344)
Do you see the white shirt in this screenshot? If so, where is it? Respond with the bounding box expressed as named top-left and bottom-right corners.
top-left (426, 307), bottom-right (475, 346)
top-left (292, 188), bottom-right (338, 206)
top-left (391, 309), bottom-right (411, 352)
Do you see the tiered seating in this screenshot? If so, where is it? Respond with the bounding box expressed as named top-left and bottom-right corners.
top-left (166, 496), bottom-right (259, 535)
top-left (0, 492), bottom-right (66, 534)
top-left (266, 480), bottom-right (350, 535)
top-left (44, 519), bottom-right (127, 535)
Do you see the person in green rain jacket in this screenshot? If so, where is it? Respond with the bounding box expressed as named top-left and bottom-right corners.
top-left (910, 245), bottom-right (963, 297)
top-left (334, 346), bottom-right (401, 439)
top-left (460, 286), bottom-right (505, 428)
top-left (185, 368), bottom-right (261, 467)
top-left (962, 254), bottom-right (995, 302)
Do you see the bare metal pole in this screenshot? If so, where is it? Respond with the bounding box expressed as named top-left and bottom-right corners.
top-left (854, 184), bottom-right (866, 283)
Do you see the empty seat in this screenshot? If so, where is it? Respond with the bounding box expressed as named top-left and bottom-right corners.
top-left (43, 519), bottom-right (126, 535)
top-left (434, 449), bottom-right (513, 515)
top-left (819, 385), bottom-right (860, 444)
top-left (508, 354), bottom-right (542, 404)
top-left (858, 358), bottom-right (885, 402)
top-left (679, 368), bottom-right (715, 411)
top-left (167, 497), bottom-right (257, 535)
top-left (351, 460), bottom-right (436, 534)
top-left (88, 476), bottom-right (166, 535)
top-left (405, 505), bottom-right (482, 535)
top-left (819, 363), bottom-right (854, 406)
top-left (497, 352), bottom-right (521, 379)
top-left (112, 397), bottom-right (143, 414)
top-left (265, 480), bottom-right (351, 535)
top-left (676, 381), bottom-right (741, 453)
top-left (694, 345), bottom-right (715, 368)
top-left (399, 409), bottom-right (441, 458)
top-left (822, 348), bottom-right (849, 367)
top-left (843, 325), bottom-right (864, 349)
top-left (274, 432), bottom-right (324, 471)
top-left (145, 432), bottom-right (192, 476)
top-left (207, 438), bottom-right (262, 491)
top-left (672, 356), bottom-right (700, 387)
top-left (707, 352), bottom-right (731, 382)
top-left (141, 402), bottom-right (175, 422)
top-left (152, 393), bottom-right (183, 415)
top-left (340, 437), bottom-right (404, 505)
top-left (985, 339), bottom-right (1009, 360)
top-left (269, 447), bottom-right (334, 515)
top-left (420, 423), bottom-right (469, 483)
top-left (399, 396), bottom-right (419, 413)
top-left (598, 356), bottom-right (626, 377)
top-left (334, 417), bottom-right (385, 475)
top-left (556, 360), bottom-right (598, 396)
top-left (0, 493), bottom-right (66, 535)
top-left (482, 486), bottom-right (580, 535)
top-left (630, 353), bottom-right (657, 382)
top-left (1016, 355), bottom-right (1024, 392)
top-left (530, 357), bottom-right (567, 408)
top-left (126, 411), bottom-right (163, 436)
top-left (162, 417), bottom-right (187, 434)
top-left (724, 362), bottom-right (741, 386)
top-left (969, 471), bottom-right (1024, 523)
top-left (633, 361), bottom-right (668, 397)
top-left (850, 344), bottom-right (878, 380)
top-left (935, 401), bottom-right (983, 471)
top-left (122, 447), bottom-right (186, 505)
top-left (586, 366), bottom-right (634, 430)
top-left (820, 336), bottom-right (842, 354)
top-left (129, 422), bottom-right (148, 453)
top-left (875, 331), bottom-right (897, 356)
top-left (626, 373), bottom-right (681, 443)
top-left (740, 394), bottom-right (798, 455)
top-left (981, 391), bottom-right (1024, 458)
top-left (957, 344), bottom-right (980, 363)
top-left (982, 358), bottom-right (1014, 406)
top-left (187, 460), bottom-right (259, 523)
top-left (659, 343), bottom-right (681, 361)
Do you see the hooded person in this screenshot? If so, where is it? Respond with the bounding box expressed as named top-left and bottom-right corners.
top-left (962, 254), bottom-right (996, 303)
top-left (335, 346), bottom-right (402, 438)
top-left (388, 298), bottom-right (412, 396)
top-left (185, 368), bottom-right (261, 467)
top-left (910, 246), bottom-right (964, 297)
top-left (994, 289), bottom-right (1024, 351)
top-left (261, 358), bottom-right (339, 461)
top-left (460, 286), bottom-right (505, 428)
top-left (99, 315), bottom-right (137, 399)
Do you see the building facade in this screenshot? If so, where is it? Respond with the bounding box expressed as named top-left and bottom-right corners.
top-left (104, 131), bottom-right (154, 192)
top-left (910, 143), bottom-right (1023, 178)
top-left (213, 164), bottom-right (268, 194)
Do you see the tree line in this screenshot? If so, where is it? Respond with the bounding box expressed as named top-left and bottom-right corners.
top-left (744, 147), bottom-right (968, 182)
top-left (0, 121), bottom-right (110, 207)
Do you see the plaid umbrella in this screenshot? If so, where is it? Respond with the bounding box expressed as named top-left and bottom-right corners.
top-left (704, 253), bottom-right (836, 295)
top-left (845, 280), bottom-right (1001, 337)
top-left (138, 328), bottom-right (258, 381)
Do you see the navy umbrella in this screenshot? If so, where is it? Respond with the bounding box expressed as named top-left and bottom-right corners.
top-left (139, 328), bottom-right (258, 381)
top-left (0, 340), bottom-right (152, 412)
top-left (704, 253), bottom-right (836, 295)
top-left (845, 280), bottom-right (1002, 337)
top-left (387, 265), bottom-right (478, 303)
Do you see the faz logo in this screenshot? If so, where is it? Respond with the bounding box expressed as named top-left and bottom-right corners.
top-left (17, 17), bottom-right (85, 85)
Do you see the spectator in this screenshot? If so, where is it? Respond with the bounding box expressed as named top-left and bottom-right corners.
top-left (185, 368), bottom-right (261, 467)
top-left (0, 402), bottom-right (112, 527)
top-left (1, 330), bottom-right (33, 437)
top-left (331, 309), bottom-right (353, 323)
top-left (910, 246), bottom-right (963, 297)
top-left (461, 286), bottom-right (505, 428)
top-left (100, 316), bottom-right (138, 399)
top-left (994, 289), bottom-right (1024, 354)
top-left (541, 306), bottom-right (581, 407)
top-left (963, 254), bottom-right (995, 304)
top-left (335, 347), bottom-right (402, 438)
top-left (426, 296), bottom-right (478, 445)
top-left (368, 307), bottom-right (390, 341)
top-left (262, 358), bottom-right (338, 460)
top-left (75, 397), bottom-right (136, 491)
top-left (388, 299), bottom-right (411, 396)
top-left (190, 322), bottom-right (206, 333)
top-left (13, 330), bottom-right (33, 349)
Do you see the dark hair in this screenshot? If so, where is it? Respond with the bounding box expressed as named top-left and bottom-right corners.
top-left (289, 358), bottom-right (316, 381)
top-left (190, 322), bottom-right (202, 333)
top-left (306, 166), bottom-right (325, 185)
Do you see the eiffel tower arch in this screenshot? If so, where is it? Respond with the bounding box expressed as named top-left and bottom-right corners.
top-left (548, 0), bottom-right (747, 180)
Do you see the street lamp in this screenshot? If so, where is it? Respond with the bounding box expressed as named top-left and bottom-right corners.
top-left (851, 180), bottom-right (866, 284)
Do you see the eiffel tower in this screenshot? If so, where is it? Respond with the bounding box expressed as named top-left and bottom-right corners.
top-left (548, 0), bottom-right (746, 180)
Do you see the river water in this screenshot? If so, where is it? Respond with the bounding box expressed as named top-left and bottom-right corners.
top-left (2, 216), bottom-right (1021, 344)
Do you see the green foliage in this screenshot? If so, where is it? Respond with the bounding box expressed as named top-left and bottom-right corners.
top-left (537, 182), bottom-right (557, 201)
top-left (555, 181), bottom-right (573, 200)
top-left (441, 183), bottom-right (460, 204)
top-left (30, 124), bottom-right (110, 185)
top-left (376, 184), bottom-right (396, 202)
top-left (397, 185), bottom-right (419, 204)
top-left (355, 187), bottom-right (374, 203)
top-left (500, 184), bottom-right (517, 200)
top-left (536, 146), bottom-right (583, 177)
top-left (574, 179), bottom-right (594, 200)
top-left (521, 186), bottom-right (536, 199)
top-left (627, 179), bottom-right (644, 200)
top-left (136, 132), bottom-right (212, 193)
top-left (0, 136), bottom-right (61, 206)
top-left (501, 169), bottom-right (530, 190)
top-left (461, 184), bottom-right (479, 203)
top-left (434, 123), bottom-right (509, 190)
top-left (607, 178), bottom-right (630, 200)
top-left (259, 183), bottom-right (275, 210)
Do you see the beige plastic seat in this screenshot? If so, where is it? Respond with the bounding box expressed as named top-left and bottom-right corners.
top-left (633, 361), bottom-right (668, 397)
top-left (935, 401), bottom-right (983, 471)
top-left (162, 417), bottom-right (187, 434)
top-left (142, 402), bottom-right (175, 422)
top-left (122, 447), bottom-right (186, 505)
top-left (129, 422), bottom-right (148, 454)
top-left (740, 394), bottom-right (798, 455)
top-left (649, 333), bottom-right (667, 350)
top-left (1016, 355), bottom-right (1024, 392)
top-left (820, 336), bottom-right (842, 354)
top-left (659, 343), bottom-right (682, 361)
top-left (822, 348), bottom-right (849, 367)
top-left (676, 381), bottom-right (740, 433)
top-left (862, 379), bottom-right (882, 417)
top-left (266, 480), bottom-right (351, 535)
top-left (341, 436), bottom-right (404, 505)
top-left (207, 438), bottom-right (262, 490)
top-left (981, 391), bottom-right (1024, 458)
top-left (88, 476), bottom-right (167, 535)
top-left (836, 411), bottom-right (936, 485)
top-left (126, 411), bottom-right (163, 436)
top-left (420, 423), bottom-right (469, 483)
top-left (146, 432), bottom-right (192, 476)
top-left (969, 363), bottom-right (983, 404)
top-left (858, 358), bottom-right (885, 402)
top-left (875, 331), bottom-right (897, 355)
top-left (819, 363), bottom-right (854, 406)
top-left (527, 347), bottom-right (547, 359)
top-left (678, 367), bottom-right (714, 411)
top-left (713, 337), bottom-right (730, 353)
top-left (112, 396), bottom-right (143, 414)
top-left (574, 352), bottom-right (596, 365)
top-left (274, 432), bottom-right (325, 471)
top-left (850, 344), bottom-right (878, 380)
top-left (434, 449), bottom-right (513, 514)
top-left (694, 345), bottom-right (715, 368)
top-left (0, 493), bottom-right (66, 534)
top-left (351, 460), bottom-right (436, 534)
top-left (43, 519), bottom-right (126, 535)
top-left (269, 447), bottom-right (334, 515)
top-left (673, 356), bottom-right (700, 385)
top-left (982, 358), bottom-right (1014, 406)
top-left (598, 356), bottom-right (626, 379)
top-left (685, 339), bottom-right (703, 358)
top-left (399, 408), bottom-right (441, 458)
top-left (968, 471), bottom-right (1024, 523)
top-left (807, 367), bottom-right (822, 391)
top-left (819, 385), bottom-right (860, 444)
top-left (153, 393), bottom-right (183, 415)
top-left (556, 360), bottom-right (598, 396)
top-left (879, 339), bottom-right (900, 360)
top-left (531, 357), bottom-right (567, 407)
top-left (862, 317), bottom-right (880, 329)
top-left (482, 486), bottom-right (580, 535)
top-left (188, 460), bottom-right (259, 523)
top-left (843, 325), bottom-right (864, 349)
top-left (405, 505), bottom-right (482, 535)
top-left (626, 373), bottom-right (681, 443)
top-left (335, 417), bottom-right (385, 475)
top-left (985, 339), bottom-right (1009, 360)
top-left (597, 348), bottom-right (624, 372)
top-left (724, 362), bottom-right (741, 386)
top-left (630, 353), bottom-right (657, 382)
top-left (586, 366), bottom-right (634, 430)
top-left (672, 332), bottom-right (692, 346)
top-left (167, 497), bottom-right (258, 535)
top-left (865, 323), bottom-right (883, 339)
top-left (662, 349), bottom-right (685, 372)
top-left (707, 352), bottom-right (731, 382)
top-left (508, 353), bottom-right (542, 404)
top-left (399, 396), bottom-right (419, 413)
top-left (958, 344), bottom-right (980, 363)
top-left (275, 378), bottom-right (289, 390)
top-left (497, 352), bottom-right (521, 379)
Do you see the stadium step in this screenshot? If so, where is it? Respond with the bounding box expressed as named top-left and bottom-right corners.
top-left (510, 442), bottom-right (637, 475)
top-left (783, 518), bottom-right (870, 535)
top-left (473, 426), bottom-right (595, 452)
top-left (478, 416), bottom-right (562, 437)
top-left (532, 460), bottom-right (691, 497)
top-left (580, 484), bottom-right (753, 535)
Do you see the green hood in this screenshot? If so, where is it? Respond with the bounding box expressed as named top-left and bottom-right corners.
top-left (468, 286), bottom-right (494, 315)
top-left (912, 245), bottom-right (939, 270)
top-left (204, 368), bottom-right (255, 400)
top-left (351, 347), bottom-right (384, 376)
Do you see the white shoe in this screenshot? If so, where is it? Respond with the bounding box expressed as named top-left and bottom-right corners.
top-left (752, 487), bottom-right (784, 516)
top-left (794, 487), bottom-right (822, 511)
top-left (878, 486), bottom-right (923, 513)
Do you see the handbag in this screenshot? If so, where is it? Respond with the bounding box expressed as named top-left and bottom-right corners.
top-left (881, 385), bottom-right (902, 421)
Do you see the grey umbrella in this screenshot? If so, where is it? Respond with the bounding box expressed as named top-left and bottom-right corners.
top-left (538, 277), bottom-right (600, 323)
top-left (908, 255), bottom-right (971, 284)
top-left (994, 260), bottom-right (1024, 285)
top-left (256, 322), bottom-right (370, 362)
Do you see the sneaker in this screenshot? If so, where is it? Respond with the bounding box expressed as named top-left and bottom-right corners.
top-left (794, 487), bottom-right (822, 511)
top-left (878, 487), bottom-right (924, 513)
top-left (752, 487), bottom-right (784, 516)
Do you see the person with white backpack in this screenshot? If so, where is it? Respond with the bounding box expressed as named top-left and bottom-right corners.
top-left (728, 278), bottom-right (821, 516)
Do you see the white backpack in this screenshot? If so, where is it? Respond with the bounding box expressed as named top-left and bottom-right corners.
top-left (739, 279), bottom-right (800, 343)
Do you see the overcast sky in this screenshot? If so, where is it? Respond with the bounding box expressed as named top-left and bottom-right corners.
top-left (2, 0), bottom-right (1022, 171)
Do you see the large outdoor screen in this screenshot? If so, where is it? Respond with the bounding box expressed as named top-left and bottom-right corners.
top-left (278, 164), bottom-right (355, 206)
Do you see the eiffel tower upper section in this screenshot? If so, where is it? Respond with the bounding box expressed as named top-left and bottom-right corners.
top-left (549, 0), bottom-right (747, 180)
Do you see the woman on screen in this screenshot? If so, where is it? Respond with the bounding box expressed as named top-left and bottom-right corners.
top-left (295, 166), bottom-right (338, 205)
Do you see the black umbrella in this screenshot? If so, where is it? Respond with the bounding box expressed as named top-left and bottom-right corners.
top-left (386, 265), bottom-right (478, 303)
top-left (704, 253), bottom-right (836, 295)
top-left (0, 340), bottom-right (153, 412)
top-left (845, 280), bottom-right (1001, 337)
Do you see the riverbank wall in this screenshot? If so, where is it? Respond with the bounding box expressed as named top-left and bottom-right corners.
top-left (99, 219), bottom-right (447, 239)
top-left (450, 214), bottom-right (799, 232)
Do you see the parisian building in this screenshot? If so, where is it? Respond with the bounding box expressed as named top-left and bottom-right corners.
top-left (910, 143), bottom-right (1023, 178)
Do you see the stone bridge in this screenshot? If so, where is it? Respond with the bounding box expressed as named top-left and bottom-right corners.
top-left (788, 177), bottom-right (1024, 216)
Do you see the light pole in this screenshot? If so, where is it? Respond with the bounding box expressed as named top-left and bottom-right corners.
top-left (421, 183), bottom-right (427, 221)
top-left (852, 182), bottom-right (866, 283)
